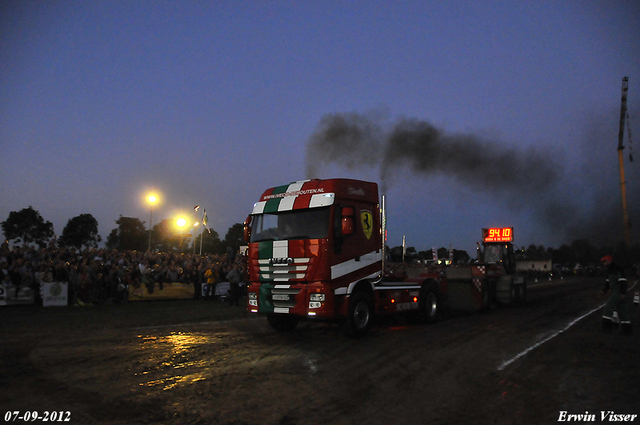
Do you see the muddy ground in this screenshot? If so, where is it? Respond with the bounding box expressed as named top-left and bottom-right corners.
top-left (1, 277), bottom-right (639, 425)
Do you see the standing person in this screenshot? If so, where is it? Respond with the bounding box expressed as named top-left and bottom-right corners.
top-left (184, 263), bottom-right (200, 299)
top-left (53, 261), bottom-right (70, 284)
top-left (108, 264), bottom-right (123, 303)
top-left (77, 266), bottom-right (92, 305)
top-left (203, 264), bottom-right (218, 300)
top-left (599, 255), bottom-right (632, 335)
top-left (195, 262), bottom-right (207, 299)
top-left (68, 262), bottom-right (79, 306)
top-left (226, 263), bottom-right (242, 307)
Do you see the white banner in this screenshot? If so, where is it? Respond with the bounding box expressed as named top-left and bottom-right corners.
top-left (41, 282), bottom-right (68, 307)
top-left (0, 284), bottom-right (36, 306)
top-left (201, 282), bottom-right (230, 298)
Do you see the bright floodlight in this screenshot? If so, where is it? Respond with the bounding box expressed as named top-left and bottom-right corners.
top-left (176, 217), bottom-right (187, 228)
top-left (148, 194), bottom-right (158, 204)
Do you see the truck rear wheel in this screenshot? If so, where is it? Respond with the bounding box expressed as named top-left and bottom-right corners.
top-left (343, 292), bottom-right (373, 337)
top-left (421, 290), bottom-right (439, 322)
top-left (481, 280), bottom-right (491, 311)
top-left (496, 276), bottom-right (515, 305)
top-left (267, 314), bottom-right (300, 332)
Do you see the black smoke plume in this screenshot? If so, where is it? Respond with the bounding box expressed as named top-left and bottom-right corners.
top-left (305, 110), bottom-right (639, 247)
top-left (306, 111), bottom-right (562, 205)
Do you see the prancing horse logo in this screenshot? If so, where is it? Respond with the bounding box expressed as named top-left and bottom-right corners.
top-left (360, 210), bottom-right (373, 240)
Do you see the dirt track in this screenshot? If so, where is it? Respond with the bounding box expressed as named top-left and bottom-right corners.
top-left (1, 277), bottom-right (639, 425)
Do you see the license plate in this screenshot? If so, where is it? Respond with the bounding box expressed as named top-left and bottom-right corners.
top-left (272, 294), bottom-right (290, 301)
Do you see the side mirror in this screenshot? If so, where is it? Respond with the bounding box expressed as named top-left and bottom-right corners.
top-left (243, 216), bottom-right (252, 242)
top-left (341, 207), bottom-right (355, 235)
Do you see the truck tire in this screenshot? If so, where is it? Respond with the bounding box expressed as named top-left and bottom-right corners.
top-left (516, 283), bottom-right (527, 304)
top-left (343, 291), bottom-right (373, 337)
top-left (495, 276), bottom-right (515, 305)
top-left (481, 280), bottom-right (491, 311)
top-left (267, 314), bottom-right (300, 332)
top-left (421, 289), bottom-right (439, 322)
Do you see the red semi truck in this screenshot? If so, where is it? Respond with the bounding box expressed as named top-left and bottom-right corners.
top-left (244, 178), bottom-right (526, 336)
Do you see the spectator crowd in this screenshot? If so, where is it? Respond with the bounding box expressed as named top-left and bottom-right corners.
top-left (0, 241), bottom-right (247, 306)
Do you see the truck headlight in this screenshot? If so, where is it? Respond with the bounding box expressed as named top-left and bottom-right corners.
top-left (308, 293), bottom-right (325, 309)
top-left (309, 293), bottom-right (325, 301)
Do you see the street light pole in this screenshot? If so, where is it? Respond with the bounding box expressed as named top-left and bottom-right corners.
top-left (200, 227), bottom-right (204, 255)
top-left (147, 194), bottom-right (158, 251)
top-left (193, 205), bottom-right (200, 255)
top-left (148, 209), bottom-right (153, 251)
top-left (193, 222), bottom-right (199, 255)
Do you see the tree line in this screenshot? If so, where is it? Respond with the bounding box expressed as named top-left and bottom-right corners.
top-left (2, 206), bottom-right (638, 269)
top-left (0, 207), bottom-right (244, 255)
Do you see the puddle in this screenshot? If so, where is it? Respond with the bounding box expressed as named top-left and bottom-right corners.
top-left (134, 332), bottom-right (224, 391)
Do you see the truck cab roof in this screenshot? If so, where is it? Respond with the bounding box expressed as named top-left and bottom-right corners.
top-left (253, 179), bottom-right (379, 214)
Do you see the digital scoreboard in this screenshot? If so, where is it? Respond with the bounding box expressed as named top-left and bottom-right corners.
top-left (482, 227), bottom-right (513, 243)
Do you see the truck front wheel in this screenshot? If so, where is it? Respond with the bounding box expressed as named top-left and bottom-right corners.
top-left (267, 314), bottom-right (300, 332)
top-left (343, 292), bottom-right (373, 337)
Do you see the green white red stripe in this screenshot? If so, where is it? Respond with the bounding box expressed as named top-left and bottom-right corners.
top-left (252, 180), bottom-right (335, 214)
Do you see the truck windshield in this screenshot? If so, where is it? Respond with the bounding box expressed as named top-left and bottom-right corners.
top-left (484, 244), bottom-right (503, 263)
top-left (250, 208), bottom-right (330, 242)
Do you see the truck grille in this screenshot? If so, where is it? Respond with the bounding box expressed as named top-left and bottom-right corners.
top-left (258, 258), bottom-right (310, 282)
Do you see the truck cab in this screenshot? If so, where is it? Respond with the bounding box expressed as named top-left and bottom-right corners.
top-left (244, 179), bottom-right (383, 333)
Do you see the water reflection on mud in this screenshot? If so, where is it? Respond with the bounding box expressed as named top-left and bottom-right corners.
top-left (135, 332), bottom-right (223, 392)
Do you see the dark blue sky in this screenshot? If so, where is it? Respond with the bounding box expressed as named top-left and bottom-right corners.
top-left (1, 1), bottom-right (639, 254)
